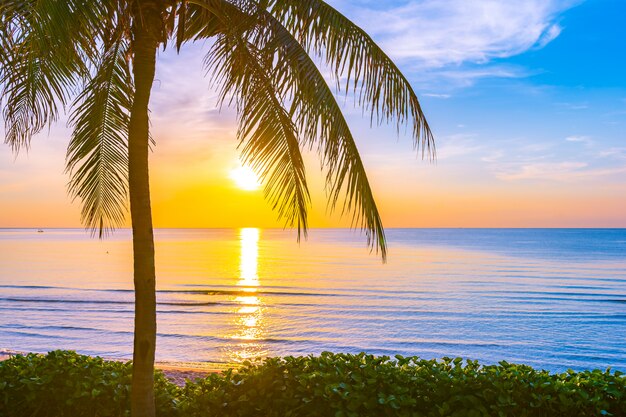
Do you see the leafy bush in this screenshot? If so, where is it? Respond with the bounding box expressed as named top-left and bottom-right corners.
top-left (179, 353), bottom-right (626, 417)
top-left (1, 351), bottom-right (624, 417)
top-left (0, 350), bottom-right (178, 417)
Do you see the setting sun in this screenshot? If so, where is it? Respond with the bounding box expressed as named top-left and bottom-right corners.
top-left (229, 166), bottom-right (261, 191)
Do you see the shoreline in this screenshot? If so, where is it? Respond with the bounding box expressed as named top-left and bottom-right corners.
top-left (1, 350), bottom-right (231, 386)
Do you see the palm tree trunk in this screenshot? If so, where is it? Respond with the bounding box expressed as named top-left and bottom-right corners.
top-left (128, 4), bottom-right (160, 417)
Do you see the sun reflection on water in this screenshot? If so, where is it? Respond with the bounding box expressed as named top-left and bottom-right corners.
top-left (239, 228), bottom-right (259, 287)
top-left (226, 228), bottom-right (268, 362)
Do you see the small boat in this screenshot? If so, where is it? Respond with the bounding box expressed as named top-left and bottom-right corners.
top-left (37, 229), bottom-right (44, 233)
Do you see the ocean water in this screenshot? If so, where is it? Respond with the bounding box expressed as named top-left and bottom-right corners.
top-left (0, 228), bottom-right (624, 372)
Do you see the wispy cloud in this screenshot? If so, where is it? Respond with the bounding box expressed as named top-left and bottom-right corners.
top-left (556, 102), bottom-right (590, 110)
top-left (150, 46), bottom-right (239, 145)
top-left (597, 147), bottom-right (626, 160)
top-left (496, 161), bottom-right (587, 181)
top-left (481, 150), bottom-right (504, 163)
top-left (422, 93), bottom-right (451, 99)
top-left (435, 134), bottom-right (482, 159)
top-left (487, 150), bottom-right (626, 182)
top-left (496, 162), bottom-right (626, 181)
top-left (565, 135), bottom-right (593, 146)
top-left (479, 134), bottom-right (626, 183)
top-left (435, 65), bottom-right (529, 87)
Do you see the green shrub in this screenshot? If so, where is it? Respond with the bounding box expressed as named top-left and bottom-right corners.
top-left (179, 353), bottom-right (626, 417)
top-left (0, 350), bottom-right (178, 417)
top-left (1, 351), bottom-right (624, 416)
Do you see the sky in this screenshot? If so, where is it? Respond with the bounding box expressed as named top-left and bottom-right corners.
top-left (1, 0), bottom-right (625, 229)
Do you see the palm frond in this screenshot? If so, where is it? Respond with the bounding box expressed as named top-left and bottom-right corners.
top-left (2, 0), bottom-right (131, 236)
top-left (202, 6), bottom-right (310, 237)
top-left (180, 2), bottom-right (222, 42)
top-left (267, 0), bottom-right (434, 158)
top-left (190, 0), bottom-right (388, 257)
top-left (262, 13), bottom-right (388, 258)
top-left (0, 0), bottom-right (103, 152)
top-left (66, 37), bottom-right (133, 237)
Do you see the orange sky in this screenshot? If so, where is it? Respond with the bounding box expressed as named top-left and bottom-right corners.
top-left (1, 125), bottom-right (625, 229)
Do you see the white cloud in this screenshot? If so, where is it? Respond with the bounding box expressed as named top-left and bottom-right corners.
top-left (436, 65), bottom-right (529, 87)
top-left (404, 63), bottom-right (530, 89)
top-left (422, 93), bottom-right (451, 99)
top-left (328, 0), bottom-right (581, 87)
top-left (565, 135), bottom-right (593, 146)
top-left (333, 0), bottom-right (579, 68)
top-left (536, 23), bottom-right (563, 48)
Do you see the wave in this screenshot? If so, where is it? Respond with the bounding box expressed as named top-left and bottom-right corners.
top-left (1, 323), bottom-right (515, 350)
top-left (5, 283), bottom-right (626, 306)
top-left (0, 284), bottom-right (339, 298)
top-left (0, 324), bottom-right (290, 344)
top-left (0, 305), bottom-right (233, 316)
top-left (473, 289), bottom-right (626, 298)
top-left (0, 298), bottom-right (242, 307)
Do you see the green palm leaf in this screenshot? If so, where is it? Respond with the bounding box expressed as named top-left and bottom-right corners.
top-left (66, 37), bottom-right (133, 237)
top-left (205, 20), bottom-right (311, 236)
top-left (268, 0), bottom-right (434, 156)
top-left (0, 0), bottom-right (102, 151)
top-left (257, 7), bottom-right (388, 257)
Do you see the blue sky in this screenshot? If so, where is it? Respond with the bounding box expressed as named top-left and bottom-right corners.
top-left (321, 0), bottom-right (626, 226)
top-left (1, 0), bottom-right (625, 227)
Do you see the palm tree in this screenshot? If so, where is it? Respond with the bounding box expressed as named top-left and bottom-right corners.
top-left (0, 1), bottom-right (434, 416)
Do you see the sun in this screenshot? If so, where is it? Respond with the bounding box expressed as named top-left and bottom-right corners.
top-left (229, 166), bottom-right (261, 191)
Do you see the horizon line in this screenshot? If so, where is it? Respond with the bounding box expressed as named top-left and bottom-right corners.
top-left (1, 227), bottom-right (625, 230)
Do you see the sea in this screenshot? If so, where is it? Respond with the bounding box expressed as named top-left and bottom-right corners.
top-left (0, 228), bottom-right (624, 372)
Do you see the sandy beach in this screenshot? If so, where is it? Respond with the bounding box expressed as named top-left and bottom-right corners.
top-left (157, 365), bottom-right (215, 386)
top-left (156, 361), bottom-right (234, 386)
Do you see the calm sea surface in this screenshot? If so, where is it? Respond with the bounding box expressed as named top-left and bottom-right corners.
top-left (0, 228), bottom-right (624, 372)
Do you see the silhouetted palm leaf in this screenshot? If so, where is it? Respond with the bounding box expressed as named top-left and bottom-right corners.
top-left (0, 0), bottom-right (104, 151)
top-left (186, 0), bottom-right (434, 257)
top-left (66, 36), bottom-right (133, 237)
top-left (268, 0), bottom-right (434, 155)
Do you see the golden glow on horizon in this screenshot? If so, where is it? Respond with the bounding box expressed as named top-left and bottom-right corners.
top-left (2, 132), bottom-right (625, 228)
top-left (229, 166), bottom-right (261, 191)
